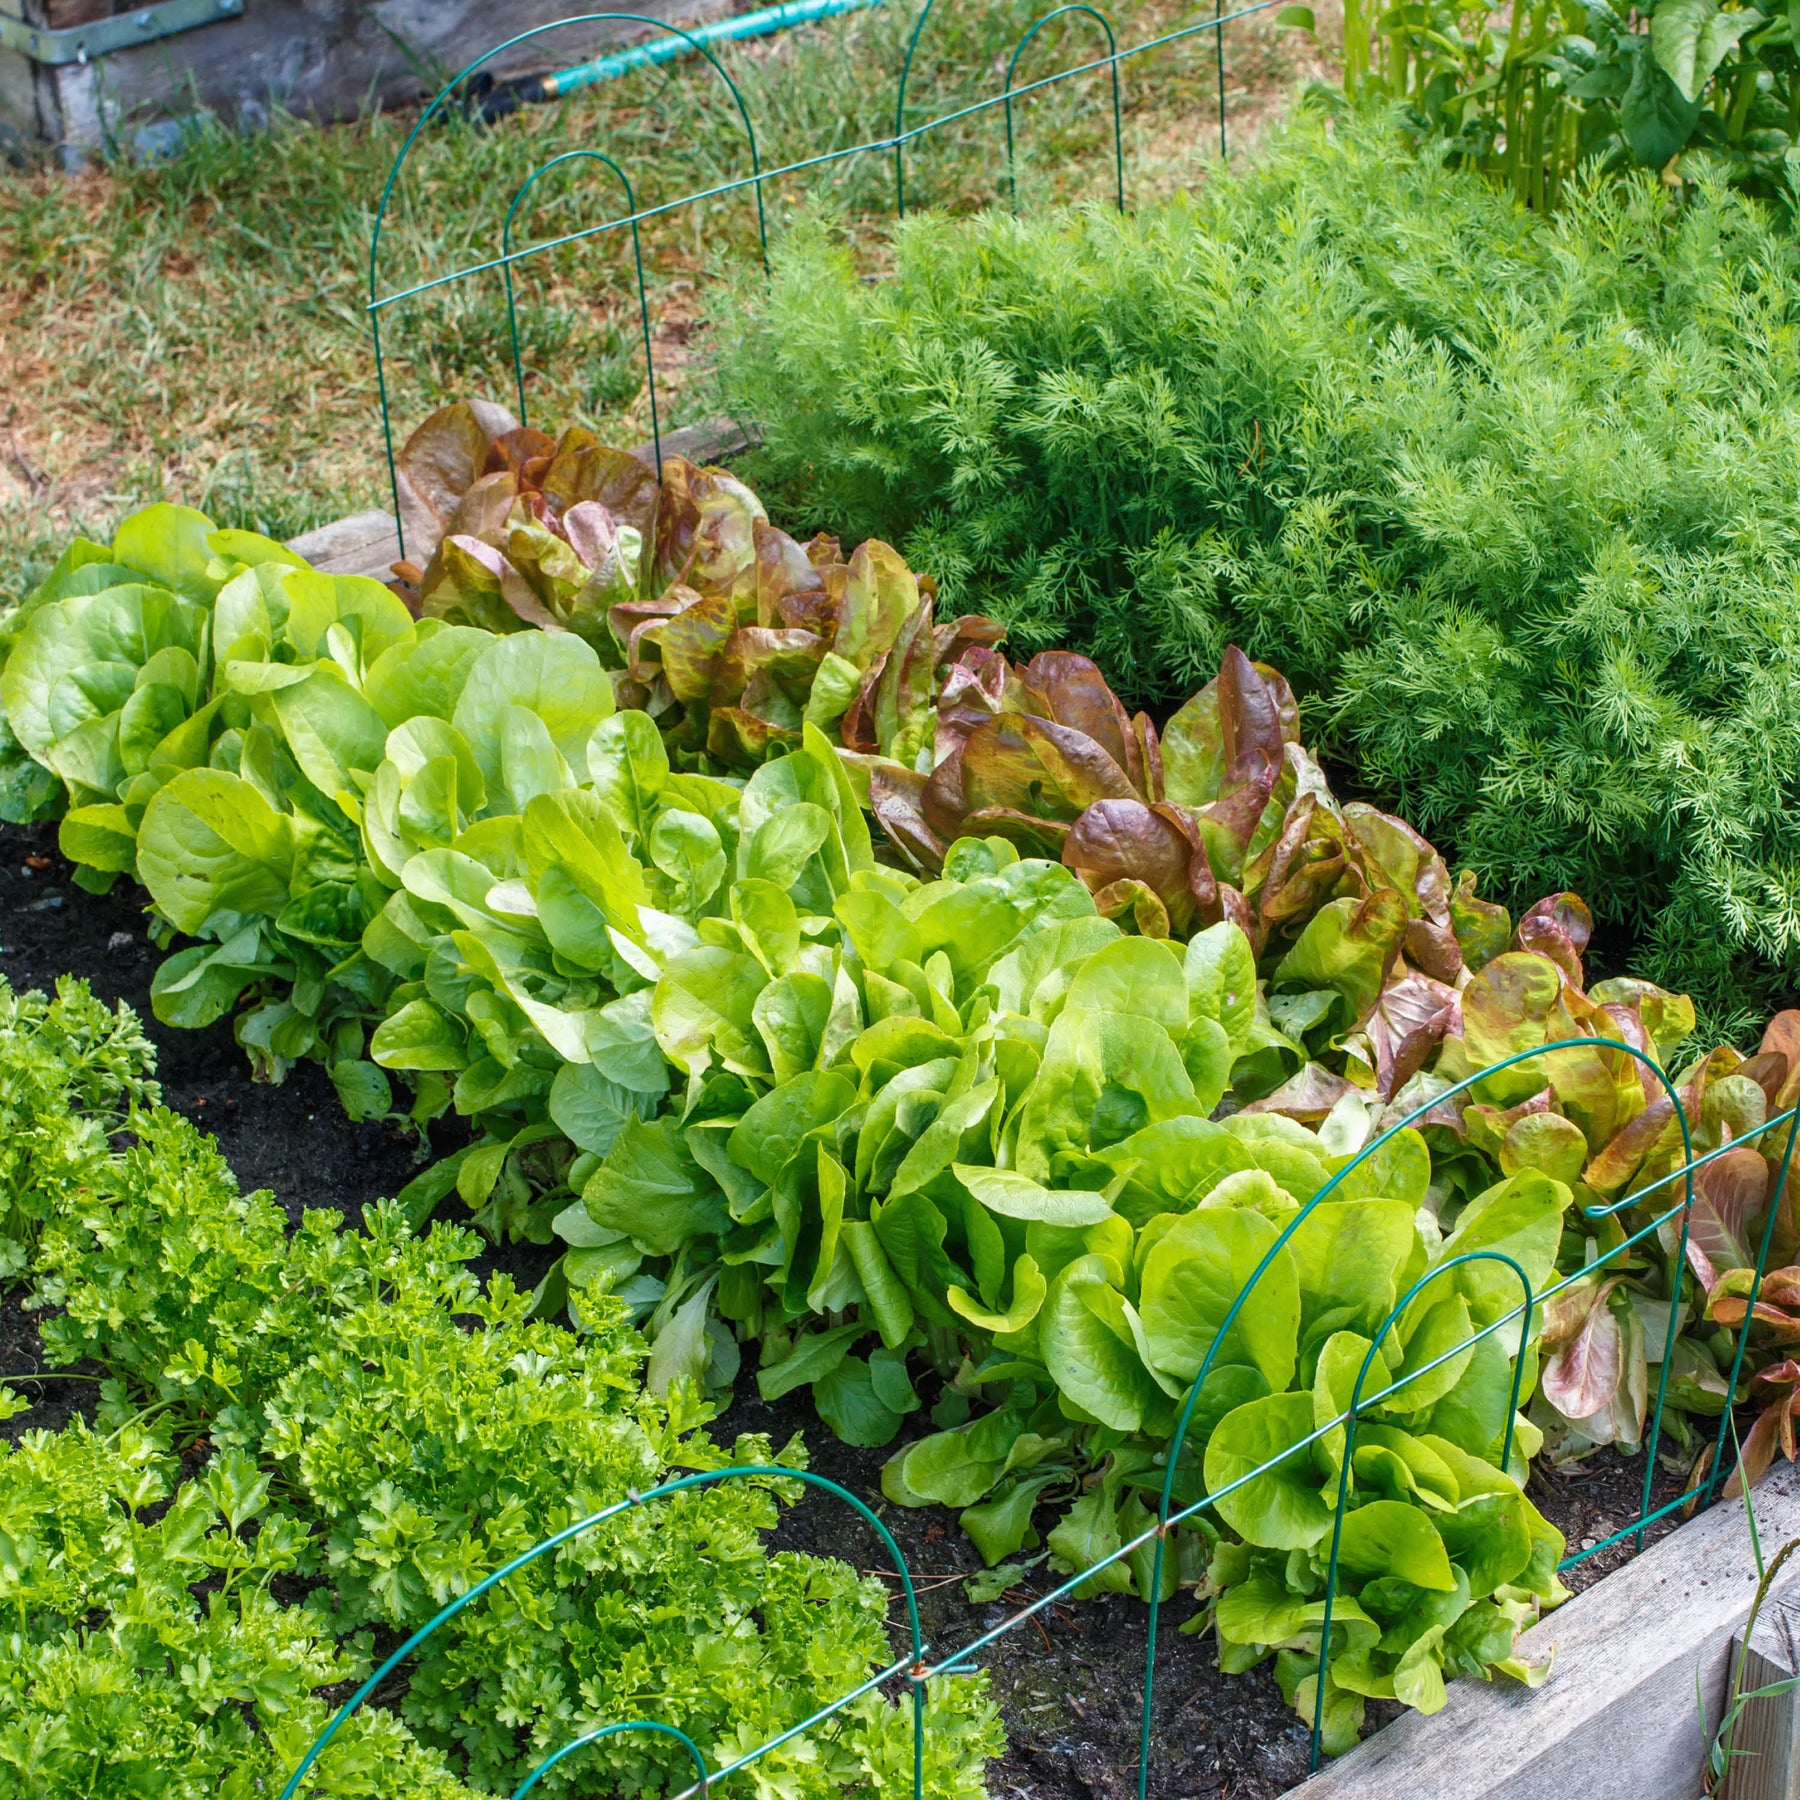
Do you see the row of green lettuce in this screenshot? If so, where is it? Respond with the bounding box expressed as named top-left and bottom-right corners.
top-left (6, 491), bottom-right (1800, 1749)
top-left (0, 975), bottom-right (1000, 1796)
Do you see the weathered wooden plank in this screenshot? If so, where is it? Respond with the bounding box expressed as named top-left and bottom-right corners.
top-left (1724, 1588), bottom-right (1800, 1800)
top-left (285, 507), bottom-right (401, 581)
top-left (26, 0), bottom-right (732, 148)
top-left (1297, 1467), bottom-right (1800, 1800)
top-left (634, 415), bottom-right (757, 469)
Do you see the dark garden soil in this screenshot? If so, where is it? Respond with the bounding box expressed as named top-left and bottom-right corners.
top-left (0, 815), bottom-right (1724, 1798)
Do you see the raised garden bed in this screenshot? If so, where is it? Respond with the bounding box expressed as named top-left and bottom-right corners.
top-left (0, 814), bottom-right (1727, 1800)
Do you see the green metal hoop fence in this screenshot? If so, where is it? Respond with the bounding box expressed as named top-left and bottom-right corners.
top-left (362, 0), bottom-right (1286, 548)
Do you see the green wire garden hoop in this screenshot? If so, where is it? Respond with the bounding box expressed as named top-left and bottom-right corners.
top-left (277, 1465), bottom-right (926, 1800)
top-left (515, 1721), bottom-right (710, 1798)
top-left (1004, 5), bottom-right (1125, 213)
top-left (366, 11), bottom-right (768, 560)
top-left (500, 148), bottom-right (661, 462)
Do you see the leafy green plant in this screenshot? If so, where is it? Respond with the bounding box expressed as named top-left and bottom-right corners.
top-left (0, 1418), bottom-right (474, 1797)
top-left (715, 114), bottom-right (1800, 1034)
top-left (0, 975), bottom-right (1003, 1797)
top-left (397, 400), bottom-right (1006, 773)
top-left (1292, 0), bottom-right (1800, 209)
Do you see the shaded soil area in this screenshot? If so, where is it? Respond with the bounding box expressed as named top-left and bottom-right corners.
top-left (0, 814), bottom-right (1727, 1797)
top-left (0, 816), bottom-right (542, 1448)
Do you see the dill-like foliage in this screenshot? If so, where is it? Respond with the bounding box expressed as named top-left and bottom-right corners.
top-left (716, 113), bottom-right (1800, 1032)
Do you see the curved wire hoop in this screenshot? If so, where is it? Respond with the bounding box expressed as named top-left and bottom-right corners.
top-left (1309, 1249), bottom-right (1535, 1769)
top-left (276, 1466), bottom-right (924, 1800)
top-left (367, 12), bottom-right (768, 557)
top-left (892, 0), bottom-right (946, 217)
top-left (515, 1720), bottom-right (710, 1798)
top-left (1004, 5), bottom-right (1124, 213)
top-left (501, 148), bottom-right (661, 468)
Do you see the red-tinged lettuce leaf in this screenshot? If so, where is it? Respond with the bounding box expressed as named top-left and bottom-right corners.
top-left (1588, 976), bottom-right (1697, 1066)
top-left (483, 424), bottom-right (557, 481)
top-left (872, 597), bottom-right (940, 767)
top-left (1724, 1363), bottom-right (1800, 1496)
top-left (715, 628), bottom-right (828, 709)
top-left (540, 435), bottom-right (660, 547)
top-left (653, 458), bottom-right (766, 599)
top-left (1706, 1267), bottom-right (1800, 1339)
top-left (869, 761), bottom-right (947, 876)
top-left (1365, 970), bottom-right (1460, 1100)
top-left (1061, 798), bottom-right (1216, 937)
top-left (1404, 918), bottom-right (1464, 985)
top-left (1159, 645), bottom-right (1290, 806)
top-left (960, 806), bottom-right (1073, 859)
top-left (1343, 802), bottom-right (1452, 924)
top-left (419, 534), bottom-right (532, 636)
top-left (1449, 870), bottom-right (1511, 974)
top-left (1763, 1011), bottom-right (1800, 1111)
top-left (1582, 1091), bottom-right (1676, 1196)
top-left (1241, 1062), bottom-right (1358, 1122)
top-left (1090, 877), bottom-right (1172, 938)
top-left (1541, 1274), bottom-right (1630, 1422)
top-left (1678, 1144), bottom-right (1770, 1280)
top-left (934, 614), bottom-right (1008, 667)
top-left (611, 592), bottom-right (689, 681)
top-left (754, 519), bottom-right (828, 627)
top-left (707, 706), bottom-right (803, 766)
top-left (655, 589), bottom-right (738, 706)
top-left (832, 539), bottom-right (919, 672)
top-left (957, 714), bottom-right (1139, 823)
top-left (395, 399), bottom-right (520, 554)
top-left (1513, 892), bottom-right (1592, 987)
top-left (1243, 792), bottom-right (1348, 934)
top-left (934, 648), bottom-right (1010, 764)
top-left (1133, 712), bottom-right (1164, 803)
top-left (1021, 651), bottom-right (1141, 788)
top-left (441, 470), bottom-right (520, 546)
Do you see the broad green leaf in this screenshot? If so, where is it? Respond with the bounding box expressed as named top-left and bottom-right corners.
top-left (370, 998), bottom-right (466, 1071)
top-left (1651, 0), bottom-right (1756, 102)
top-left (586, 708), bottom-right (668, 838)
top-left (1336, 1500), bottom-right (1455, 1590)
top-left (1040, 1254), bottom-right (1159, 1432)
top-left (1204, 1391), bottom-right (1334, 1550)
top-left (452, 629), bottom-right (613, 789)
top-left (954, 1164), bottom-right (1113, 1226)
top-left (948, 1254), bottom-right (1048, 1333)
top-left (137, 769), bottom-right (295, 934)
top-left (1438, 1170), bottom-right (1569, 1327)
top-left (1140, 1206), bottom-right (1299, 1389)
top-left (549, 1062), bottom-right (658, 1155)
top-left (1288, 1199), bottom-right (1416, 1337)
top-left (113, 503), bottom-right (217, 599)
top-left (584, 1115), bottom-right (729, 1253)
top-left (757, 1321), bottom-right (865, 1400)
top-left (1062, 935), bottom-right (1189, 1036)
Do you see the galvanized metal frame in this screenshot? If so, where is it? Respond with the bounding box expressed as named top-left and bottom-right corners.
top-left (0, 0), bottom-right (241, 67)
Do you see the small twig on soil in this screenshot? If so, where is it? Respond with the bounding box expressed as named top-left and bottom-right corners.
top-left (3, 418), bottom-right (46, 498)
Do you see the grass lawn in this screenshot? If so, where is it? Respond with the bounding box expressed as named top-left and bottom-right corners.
top-left (0, 0), bottom-right (1328, 601)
